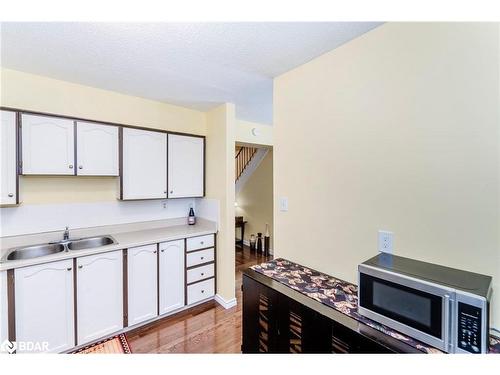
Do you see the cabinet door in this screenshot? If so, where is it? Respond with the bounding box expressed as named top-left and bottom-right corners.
top-left (0, 110), bottom-right (18, 204)
top-left (122, 128), bottom-right (167, 199)
top-left (242, 275), bottom-right (281, 353)
top-left (21, 114), bottom-right (75, 175)
top-left (167, 134), bottom-right (204, 198)
top-left (76, 121), bottom-right (118, 176)
top-left (15, 259), bottom-right (74, 353)
top-left (159, 239), bottom-right (185, 315)
top-left (77, 250), bottom-right (123, 345)
top-left (127, 244), bottom-right (158, 326)
top-left (0, 271), bottom-right (8, 344)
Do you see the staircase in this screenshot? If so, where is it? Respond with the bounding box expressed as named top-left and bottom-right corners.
top-left (235, 146), bottom-right (257, 181)
top-left (235, 146), bottom-right (269, 194)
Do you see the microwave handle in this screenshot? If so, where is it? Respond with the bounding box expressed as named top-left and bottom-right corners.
top-left (443, 294), bottom-right (451, 351)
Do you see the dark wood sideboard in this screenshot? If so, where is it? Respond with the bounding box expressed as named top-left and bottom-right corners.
top-left (242, 268), bottom-right (423, 353)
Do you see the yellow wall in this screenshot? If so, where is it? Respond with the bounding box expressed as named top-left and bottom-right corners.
top-left (236, 119), bottom-right (273, 146)
top-left (206, 103), bottom-right (236, 302)
top-left (0, 68), bottom-right (207, 204)
top-left (236, 150), bottom-right (273, 249)
top-left (273, 23), bottom-right (500, 327)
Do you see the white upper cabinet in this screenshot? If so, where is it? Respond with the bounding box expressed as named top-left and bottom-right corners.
top-left (121, 127), bottom-right (167, 200)
top-left (0, 110), bottom-right (18, 205)
top-left (21, 114), bottom-right (75, 175)
top-left (127, 244), bottom-right (158, 326)
top-left (76, 251), bottom-right (123, 345)
top-left (15, 259), bottom-right (75, 353)
top-left (168, 134), bottom-right (204, 198)
top-left (159, 239), bottom-right (185, 315)
top-left (76, 121), bottom-right (118, 176)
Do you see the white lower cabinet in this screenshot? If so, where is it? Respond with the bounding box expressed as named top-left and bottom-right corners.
top-left (76, 250), bottom-right (123, 345)
top-left (159, 239), bottom-right (185, 315)
top-left (127, 244), bottom-right (158, 326)
top-left (14, 260), bottom-right (74, 353)
top-left (187, 278), bottom-right (215, 306)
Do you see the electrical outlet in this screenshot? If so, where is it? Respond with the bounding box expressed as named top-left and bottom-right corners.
top-left (279, 197), bottom-right (288, 212)
top-left (378, 230), bottom-right (393, 254)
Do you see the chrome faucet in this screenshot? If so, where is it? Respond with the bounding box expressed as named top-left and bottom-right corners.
top-left (63, 226), bottom-right (70, 241)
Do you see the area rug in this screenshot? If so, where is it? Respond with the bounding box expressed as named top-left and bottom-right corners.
top-left (73, 334), bottom-right (132, 354)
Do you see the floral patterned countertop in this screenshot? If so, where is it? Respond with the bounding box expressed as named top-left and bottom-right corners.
top-left (250, 258), bottom-right (500, 354)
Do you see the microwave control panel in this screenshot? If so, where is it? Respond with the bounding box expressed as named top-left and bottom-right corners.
top-left (457, 302), bottom-right (482, 353)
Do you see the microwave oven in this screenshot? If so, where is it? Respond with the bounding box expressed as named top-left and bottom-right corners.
top-left (358, 253), bottom-right (492, 353)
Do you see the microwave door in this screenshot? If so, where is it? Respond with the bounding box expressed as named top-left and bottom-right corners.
top-left (358, 265), bottom-right (454, 352)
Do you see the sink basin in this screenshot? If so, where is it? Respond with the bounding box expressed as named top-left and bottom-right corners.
top-left (6, 243), bottom-right (66, 261)
top-left (67, 236), bottom-right (116, 251)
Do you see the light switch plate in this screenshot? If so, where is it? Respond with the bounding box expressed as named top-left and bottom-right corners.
top-left (378, 230), bottom-right (393, 254)
top-left (279, 197), bottom-right (288, 212)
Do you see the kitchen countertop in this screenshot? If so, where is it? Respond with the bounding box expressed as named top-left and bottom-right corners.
top-left (249, 258), bottom-right (500, 354)
top-left (0, 217), bottom-right (217, 271)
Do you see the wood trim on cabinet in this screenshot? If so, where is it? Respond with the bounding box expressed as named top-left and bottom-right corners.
top-left (73, 121), bottom-right (78, 176)
top-left (157, 243), bottom-right (160, 316)
top-left (15, 112), bottom-right (21, 203)
top-left (186, 276), bottom-right (215, 287)
top-left (123, 249), bottom-right (128, 328)
top-left (186, 261), bottom-right (215, 271)
top-left (214, 233), bottom-right (217, 295)
top-left (7, 269), bottom-right (16, 343)
top-left (184, 238), bottom-right (188, 306)
top-left (118, 127), bottom-right (123, 200)
top-left (185, 246), bottom-right (215, 254)
top-left (73, 258), bottom-right (78, 346)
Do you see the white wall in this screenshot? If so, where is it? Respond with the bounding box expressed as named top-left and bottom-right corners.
top-left (273, 23), bottom-right (500, 327)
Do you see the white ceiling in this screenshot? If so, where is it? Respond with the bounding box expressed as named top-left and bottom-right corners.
top-left (0, 22), bottom-right (381, 124)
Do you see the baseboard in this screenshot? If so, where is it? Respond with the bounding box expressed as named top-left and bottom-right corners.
top-left (242, 239), bottom-right (273, 255)
top-left (215, 294), bottom-right (237, 309)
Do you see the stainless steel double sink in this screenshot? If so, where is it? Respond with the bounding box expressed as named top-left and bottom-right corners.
top-left (4, 236), bottom-right (117, 262)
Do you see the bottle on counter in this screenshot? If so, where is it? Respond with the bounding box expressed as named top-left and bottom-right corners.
top-left (188, 207), bottom-right (196, 225)
top-left (264, 224), bottom-right (270, 256)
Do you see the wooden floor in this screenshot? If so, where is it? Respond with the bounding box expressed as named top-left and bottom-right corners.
top-left (126, 246), bottom-right (271, 353)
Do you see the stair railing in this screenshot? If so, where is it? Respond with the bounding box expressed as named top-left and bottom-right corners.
top-left (235, 147), bottom-right (257, 181)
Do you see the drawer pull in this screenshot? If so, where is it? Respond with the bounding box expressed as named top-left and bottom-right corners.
top-left (201, 256), bottom-right (204, 260)
top-left (67, 267), bottom-right (72, 271)
top-left (201, 273), bottom-right (204, 276)
top-left (200, 241), bottom-right (204, 245)
top-left (8, 193), bottom-right (13, 197)
top-left (201, 290), bottom-right (205, 293)
top-left (78, 265), bottom-right (83, 269)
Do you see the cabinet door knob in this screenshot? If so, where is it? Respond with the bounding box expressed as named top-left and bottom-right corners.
top-left (201, 290), bottom-right (205, 293)
top-left (67, 267), bottom-right (72, 271)
top-left (7, 193), bottom-right (13, 197)
top-left (78, 165), bottom-right (83, 169)
top-left (201, 272), bottom-right (204, 276)
top-left (153, 250), bottom-right (157, 254)
top-left (69, 165), bottom-right (73, 169)
top-left (78, 265), bottom-right (83, 269)
top-left (170, 190), bottom-right (173, 194)
top-left (164, 191), bottom-right (167, 194)
top-left (161, 249), bottom-right (165, 253)
top-left (201, 256), bottom-right (204, 260)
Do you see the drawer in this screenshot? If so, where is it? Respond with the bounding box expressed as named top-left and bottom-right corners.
top-left (186, 248), bottom-right (214, 268)
top-left (187, 234), bottom-right (214, 251)
top-left (187, 278), bottom-right (215, 305)
top-left (187, 263), bottom-right (215, 284)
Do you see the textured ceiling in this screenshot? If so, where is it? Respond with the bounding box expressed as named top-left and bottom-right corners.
top-left (0, 22), bottom-right (381, 124)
